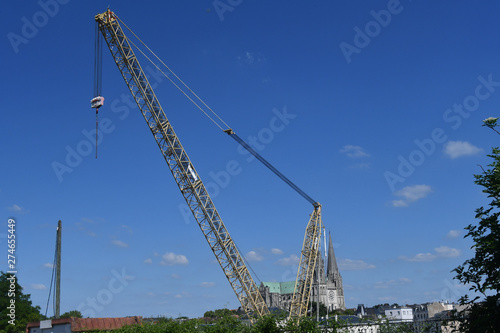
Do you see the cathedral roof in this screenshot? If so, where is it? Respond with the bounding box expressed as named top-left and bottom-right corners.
top-left (261, 281), bottom-right (296, 294)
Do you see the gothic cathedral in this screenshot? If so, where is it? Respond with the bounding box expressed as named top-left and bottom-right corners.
top-left (311, 232), bottom-right (346, 311)
top-left (259, 232), bottom-right (345, 312)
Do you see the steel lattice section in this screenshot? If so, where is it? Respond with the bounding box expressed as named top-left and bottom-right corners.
top-left (95, 11), bottom-right (269, 318)
top-left (289, 206), bottom-right (322, 318)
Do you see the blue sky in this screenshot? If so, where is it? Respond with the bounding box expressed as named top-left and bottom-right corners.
top-left (2, 0), bottom-right (500, 319)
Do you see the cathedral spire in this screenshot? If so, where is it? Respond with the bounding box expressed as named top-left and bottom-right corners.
top-left (327, 231), bottom-right (338, 280)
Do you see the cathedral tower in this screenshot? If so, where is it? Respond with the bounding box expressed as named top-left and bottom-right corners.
top-left (325, 232), bottom-right (345, 310)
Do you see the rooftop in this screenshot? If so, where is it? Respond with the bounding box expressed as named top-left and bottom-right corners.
top-left (261, 281), bottom-right (296, 294)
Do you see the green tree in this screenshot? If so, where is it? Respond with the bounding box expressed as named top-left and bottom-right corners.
top-left (250, 314), bottom-right (280, 333)
top-left (59, 310), bottom-right (83, 319)
top-left (309, 301), bottom-right (328, 317)
top-left (203, 310), bottom-right (215, 318)
top-left (283, 316), bottom-right (320, 333)
top-left (0, 272), bottom-right (44, 333)
top-left (203, 308), bottom-right (235, 319)
top-left (213, 308), bottom-right (236, 319)
top-left (205, 314), bottom-right (250, 333)
top-left (452, 117), bottom-right (500, 332)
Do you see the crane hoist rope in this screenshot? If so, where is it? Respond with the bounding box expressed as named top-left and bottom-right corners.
top-left (91, 20), bottom-right (104, 158)
top-left (114, 13), bottom-right (318, 208)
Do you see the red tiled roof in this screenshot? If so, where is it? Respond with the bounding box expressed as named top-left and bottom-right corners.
top-left (71, 317), bottom-right (141, 331)
top-left (26, 316), bottom-right (142, 333)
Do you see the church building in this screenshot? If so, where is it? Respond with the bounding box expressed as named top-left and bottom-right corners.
top-left (259, 232), bottom-right (345, 312)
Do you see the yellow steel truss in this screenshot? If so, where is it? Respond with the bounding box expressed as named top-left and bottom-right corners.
top-left (289, 205), bottom-right (323, 318)
top-left (95, 10), bottom-right (269, 318)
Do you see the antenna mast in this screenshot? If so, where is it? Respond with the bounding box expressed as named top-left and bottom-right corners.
top-left (55, 220), bottom-right (61, 319)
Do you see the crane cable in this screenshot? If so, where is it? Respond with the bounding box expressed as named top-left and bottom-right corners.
top-left (44, 231), bottom-right (58, 317)
top-left (94, 20), bottom-right (103, 158)
top-left (115, 14), bottom-right (318, 207)
top-left (228, 132), bottom-right (317, 206)
top-left (115, 15), bottom-right (229, 131)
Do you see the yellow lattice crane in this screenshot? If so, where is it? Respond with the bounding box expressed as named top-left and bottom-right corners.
top-left (93, 9), bottom-right (324, 320)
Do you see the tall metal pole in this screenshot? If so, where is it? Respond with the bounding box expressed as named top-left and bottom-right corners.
top-left (55, 220), bottom-right (61, 319)
top-left (309, 288), bottom-right (312, 317)
top-left (324, 228), bottom-right (328, 321)
top-left (316, 241), bottom-right (320, 322)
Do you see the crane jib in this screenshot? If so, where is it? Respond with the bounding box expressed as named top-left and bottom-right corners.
top-left (94, 9), bottom-right (270, 319)
top-left (94, 9), bottom-right (323, 320)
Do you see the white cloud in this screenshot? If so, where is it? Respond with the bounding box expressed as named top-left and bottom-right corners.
top-left (8, 204), bottom-right (23, 212)
top-left (391, 200), bottom-right (408, 207)
top-left (271, 248), bottom-right (284, 255)
top-left (160, 252), bottom-right (189, 266)
top-left (435, 246), bottom-right (461, 258)
top-left (121, 224), bottom-right (133, 234)
top-left (374, 278), bottom-right (412, 289)
top-left (8, 204), bottom-right (28, 214)
top-left (171, 273), bottom-right (181, 279)
top-left (444, 141), bottom-right (482, 159)
top-left (81, 217), bottom-right (96, 224)
top-left (76, 217), bottom-right (99, 237)
top-left (43, 263), bottom-right (54, 269)
top-left (144, 258), bottom-right (153, 264)
top-left (246, 251), bottom-right (263, 262)
top-left (111, 240), bottom-right (129, 248)
top-left (174, 292), bottom-right (191, 299)
top-left (238, 51), bottom-right (266, 65)
top-left (391, 184), bottom-right (432, 207)
top-left (275, 254), bottom-right (300, 266)
top-left (31, 284), bottom-right (47, 290)
top-left (400, 246), bottom-right (460, 262)
top-left (340, 145), bottom-right (370, 158)
top-left (446, 230), bottom-right (461, 239)
top-left (200, 282), bottom-right (215, 288)
top-left (339, 259), bottom-right (376, 271)
top-left (399, 252), bottom-right (437, 262)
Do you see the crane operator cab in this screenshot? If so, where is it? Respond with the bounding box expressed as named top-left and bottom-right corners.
top-left (91, 96), bottom-right (105, 109)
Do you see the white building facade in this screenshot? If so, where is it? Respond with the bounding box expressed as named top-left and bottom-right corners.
top-left (384, 307), bottom-right (413, 322)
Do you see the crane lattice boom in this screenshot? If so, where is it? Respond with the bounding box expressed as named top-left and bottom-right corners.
top-left (95, 9), bottom-right (269, 318)
top-left (289, 205), bottom-right (323, 317)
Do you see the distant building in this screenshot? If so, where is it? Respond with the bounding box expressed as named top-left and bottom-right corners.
top-left (354, 302), bottom-right (471, 332)
top-left (413, 301), bottom-right (464, 321)
top-left (356, 304), bottom-right (386, 319)
top-left (259, 281), bottom-right (296, 310)
top-left (259, 232), bottom-right (345, 312)
top-left (356, 304), bottom-right (414, 322)
top-left (384, 307), bottom-right (413, 322)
